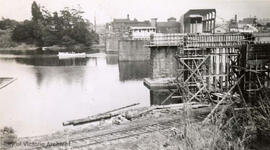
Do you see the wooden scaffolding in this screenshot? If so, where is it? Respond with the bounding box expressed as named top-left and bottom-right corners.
top-left (162, 33), bottom-right (249, 103)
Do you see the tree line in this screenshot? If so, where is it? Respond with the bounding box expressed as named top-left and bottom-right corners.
top-left (9, 1), bottom-right (98, 48)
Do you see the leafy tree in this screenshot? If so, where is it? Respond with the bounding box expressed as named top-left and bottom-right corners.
top-left (12, 1), bottom-right (99, 48)
top-left (41, 27), bottom-right (58, 46)
top-left (11, 20), bottom-right (35, 44)
top-left (0, 18), bottom-right (18, 30)
top-left (61, 35), bottom-right (76, 46)
top-left (0, 126), bottom-right (17, 146)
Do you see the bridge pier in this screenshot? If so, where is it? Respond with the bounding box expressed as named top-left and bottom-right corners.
top-left (143, 33), bottom-right (259, 105)
top-left (144, 45), bottom-right (180, 105)
top-left (150, 46), bottom-right (178, 78)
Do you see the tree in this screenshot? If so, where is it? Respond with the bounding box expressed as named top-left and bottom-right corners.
top-left (61, 35), bottom-right (76, 46)
top-left (11, 2), bottom-right (99, 48)
top-left (31, 1), bottom-right (43, 23)
top-left (0, 18), bottom-right (18, 30)
top-left (0, 126), bottom-right (17, 146)
top-left (41, 27), bottom-right (58, 46)
top-left (11, 20), bottom-right (35, 43)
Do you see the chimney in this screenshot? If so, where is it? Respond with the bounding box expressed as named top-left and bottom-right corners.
top-left (151, 18), bottom-right (157, 28)
top-left (235, 14), bottom-right (237, 22)
top-left (127, 14), bottom-right (130, 20)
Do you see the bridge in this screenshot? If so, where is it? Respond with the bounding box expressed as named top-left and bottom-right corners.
top-left (144, 33), bottom-right (270, 105)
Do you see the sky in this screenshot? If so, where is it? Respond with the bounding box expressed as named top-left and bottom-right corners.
top-left (0, 0), bottom-right (270, 24)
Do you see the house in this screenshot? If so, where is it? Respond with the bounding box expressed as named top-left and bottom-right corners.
top-left (215, 24), bottom-right (227, 33)
top-left (108, 14), bottom-right (151, 35)
top-left (129, 27), bottom-right (156, 40)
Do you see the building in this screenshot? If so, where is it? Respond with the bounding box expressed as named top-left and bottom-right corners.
top-left (129, 27), bottom-right (156, 40)
top-left (214, 25), bottom-right (227, 33)
top-left (240, 17), bottom-right (256, 25)
top-left (229, 16), bottom-right (259, 33)
top-left (180, 9), bottom-right (216, 33)
top-left (108, 14), bottom-right (151, 35)
top-left (238, 24), bottom-right (258, 33)
top-left (150, 17), bottom-right (181, 33)
top-left (257, 18), bottom-right (270, 26)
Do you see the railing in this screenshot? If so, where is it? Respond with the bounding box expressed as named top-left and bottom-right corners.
top-left (148, 33), bottom-right (185, 46)
top-left (184, 34), bottom-right (246, 48)
top-left (147, 33), bottom-right (248, 47)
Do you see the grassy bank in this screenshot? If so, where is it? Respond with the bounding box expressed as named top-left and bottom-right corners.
top-left (0, 29), bottom-right (37, 51)
top-left (0, 29), bottom-right (18, 48)
top-left (0, 30), bottom-right (100, 54)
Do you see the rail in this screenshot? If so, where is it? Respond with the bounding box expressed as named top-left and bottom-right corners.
top-left (147, 33), bottom-right (248, 47)
top-left (148, 33), bottom-right (185, 46)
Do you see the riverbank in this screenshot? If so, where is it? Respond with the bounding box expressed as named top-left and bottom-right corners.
top-left (0, 45), bottom-right (38, 51)
top-left (1, 103), bottom-right (219, 150)
top-left (0, 47), bottom-right (100, 55)
top-left (0, 29), bottom-right (99, 54)
top-left (1, 102), bottom-right (270, 149)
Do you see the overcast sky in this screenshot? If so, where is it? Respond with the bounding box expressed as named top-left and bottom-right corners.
top-left (0, 0), bottom-right (270, 24)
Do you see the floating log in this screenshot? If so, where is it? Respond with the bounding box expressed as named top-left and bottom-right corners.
top-left (63, 103), bottom-right (140, 126)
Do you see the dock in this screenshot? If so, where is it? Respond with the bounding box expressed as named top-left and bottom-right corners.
top-left (0, 77), bottom-right (16, 90)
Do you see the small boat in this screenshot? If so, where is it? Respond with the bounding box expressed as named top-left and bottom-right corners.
top-left (58, 52), bottom-right (86, 58)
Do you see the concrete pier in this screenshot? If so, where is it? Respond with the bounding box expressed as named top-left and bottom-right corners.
top-left (144, 45), bottom-right (179, 104)
top-left (119, 40), bottom-right (150, 61)
top-left (106, 36), bottom-right (120, 53)
top-left (150, 46), bottom-right (178, 78)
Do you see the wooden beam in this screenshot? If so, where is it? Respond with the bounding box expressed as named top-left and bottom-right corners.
top-left (63, 103), bottom-right (140, 126)
top-left (187, 84), bottom-right (206, 102)
top-left (161, 90), bottom-right (177, 105)
top-left (203, 74), bottom-right (244, 124)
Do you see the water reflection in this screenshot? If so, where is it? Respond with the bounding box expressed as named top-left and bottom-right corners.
top-left (15, 56), bottom-right (89, 66)
top-left (119, 61), bottom-right (151, 82)
top-left (32, 66), bottom-right (88, 88)
top-left (106, 54), bottom-right (118, 65)
top-left (0, 53), bottom-right (150, 137)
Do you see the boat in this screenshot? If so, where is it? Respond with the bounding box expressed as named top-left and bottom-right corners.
top-left (58, 52), bottom-right (86, 58)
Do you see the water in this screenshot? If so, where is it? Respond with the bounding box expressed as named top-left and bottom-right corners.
top-left (0, 53), bottom-right (151, 137)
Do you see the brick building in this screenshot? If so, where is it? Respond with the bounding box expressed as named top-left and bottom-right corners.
top-left (150, 17), bottom-right (181, 33)
top-left (108, 14), bottom-right (151, 35)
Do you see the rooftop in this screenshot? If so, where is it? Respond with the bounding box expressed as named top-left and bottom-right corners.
top-left (184, 9), bottom-right (216, 17)
top-left (130, 26), bottom-right (156, 29)
top-left (157, 22), bottom-right (180, 27)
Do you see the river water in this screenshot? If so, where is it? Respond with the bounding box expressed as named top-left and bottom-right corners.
top-left (0, 53), bottom-right (151, 137)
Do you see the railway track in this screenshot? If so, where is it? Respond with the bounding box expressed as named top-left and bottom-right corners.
top-left (69, 117), bottom-right (196, 149)
top-left (21, 115), bottom-right (200, 150)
